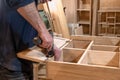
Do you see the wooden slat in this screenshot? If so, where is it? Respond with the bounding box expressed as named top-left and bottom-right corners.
top-left (92, 0), bottom-right (99, 35)
top-left (33, 63), bottom-right (40, 80)
top-left (46, 61), bottom-right (120, 80)
top-left (17, 46), bottom-right (47, 63)
top-left (77, 41), bottom-right (94, 64)
top-left (71, 35), bottom-right (96, 41)
top-left (118, 52), bottom-right (120, 68)
top-left (91, 45), bottom-right (119, 52)
top-left (43, 0), bottom-right (70, 38)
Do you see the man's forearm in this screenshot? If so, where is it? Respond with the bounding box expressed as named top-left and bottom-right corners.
top-left (17, 2), bottom-right (47, 34)
top-left (17, 1), bottom-right (53, 50)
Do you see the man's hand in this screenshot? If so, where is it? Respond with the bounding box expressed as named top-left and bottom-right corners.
top-left (40, 0), bottom-right (52, 3)
top-left (38, 30), bottom-right (53, 51)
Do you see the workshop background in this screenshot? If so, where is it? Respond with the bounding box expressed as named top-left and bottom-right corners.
top-left (38, 0), bottom-right (120, 38)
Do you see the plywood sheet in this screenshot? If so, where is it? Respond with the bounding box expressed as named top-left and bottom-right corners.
top-left (65, 40), bottom-right (91, 49)
top-left (87, 50), bottom-right (119, 67)
top-left (63, 48), bottom-right (85, 63)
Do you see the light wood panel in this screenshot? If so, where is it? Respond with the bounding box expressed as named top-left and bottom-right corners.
top-left (46, 61), bottom-right (120, 80)
top-left (62, 0), bottom-right (77, 23)
top-left (71, 35), bottom-right (120, 46)
top-left (92, 0), bottom-right (99, 35)
top-left (87, 51), bottom-right (119, 67)
top-left (65, 40), bottom-right (91, 49)
top-left (43, 0), bottom-right (70, 38)
top-left (77, 41), bottom-right (94, 64)
top-left (100, 0), bottom-right (120, 9)
top-left (63, 48), bottom-right (85, 63)
top-left (17, 37), bottom-right (69, 63)
top-left (17, 46), bottom-right (47, 63)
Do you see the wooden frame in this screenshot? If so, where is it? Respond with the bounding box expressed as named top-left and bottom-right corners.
top-left (17, 36), bottom-right (120, 80)
top-left (46, 35), bottom-right (120, 80)
top-left (76, 0), bottom-right (93, 35)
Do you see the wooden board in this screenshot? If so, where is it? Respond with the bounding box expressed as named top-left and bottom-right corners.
top-left (77, 41), bottom-right (94, 64)
top-left (86, 51), bottom-right (119, 67)
top-left (17, 37), bottom-right (69, 63)
top-left (46, 61), bottom-right (120, 80)
top-left (63, 48), bottom-right (85, 63)
top-left (43, 0), bottom-right (70, 39)
top-left (62, 0), bottom-right (77, 23)
top-left (91, 45), bottom-right (119, 52)
top-left (71, 35), bottom-right (120, 46)
top-left (65, 40), bottom-right (91, 49)
top-left (17, 46), bottom-right (47, 63)
top-left (92, 0), bottom-right (99, 35)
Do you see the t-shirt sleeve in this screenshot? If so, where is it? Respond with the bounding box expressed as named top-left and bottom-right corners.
top-left (6, 0), bottom-right (34, 9)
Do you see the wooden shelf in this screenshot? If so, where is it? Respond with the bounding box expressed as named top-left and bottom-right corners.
top-left (78, 21), bottom-right (91, 24)
top-left (76, 0), bottom-right (92, 35)
top-left (98, 10), bottom-right (120, 12)
top-left (98, 33), bottom-right (118, 37)
top-left (98, 22), bottom-right (107, 25)
top-left (97, 9), bottom-right (120, 36)
top-left (77, 9), bottom-right (90, 11)
top-left (107, 23), bottom-right (116, 25)
top-left (106, 17), bottom-right (116, 19)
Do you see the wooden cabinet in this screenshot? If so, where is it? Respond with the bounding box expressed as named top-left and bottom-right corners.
top-left (97, 0), bottom-right (120, 36)
top-left (76, 0), bottom-right (93, 35)
top-left (62, 0), bottom-right (120, 36)
top-left (47, 35), bottom-right (120, 80)
top-left (98, 10), bottom-right (120, 36)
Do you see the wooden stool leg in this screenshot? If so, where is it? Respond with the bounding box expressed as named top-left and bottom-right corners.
top-left (33, 63), bottom-right (39, 80)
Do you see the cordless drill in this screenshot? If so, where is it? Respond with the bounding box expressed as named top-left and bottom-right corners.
top-left (33, 33), bottom-right (54, 58)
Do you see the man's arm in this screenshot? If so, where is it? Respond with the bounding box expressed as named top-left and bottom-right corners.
top-left (17, 2), bottom-right (53, 50)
